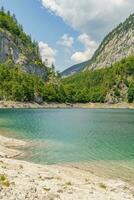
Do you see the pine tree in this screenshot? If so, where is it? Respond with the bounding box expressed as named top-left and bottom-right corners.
top-left (19, 24), bottom-right (23, 32)
top-left (7, 10), bottom-right (10, 16)
top-left (12, 13), bottom-right (17, 23)
top-left (1, 6), bottom-right (4, 13)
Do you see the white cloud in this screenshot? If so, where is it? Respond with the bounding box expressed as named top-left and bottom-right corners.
top-left (38, 41), bottom-right (56, 66)
top-left (42, 0), bottom-right (134, 40)
top-left (71, 50), bottom-right (90, 63)
top-left (58, 34), bottom-right (74, 48)
top-left (71, 33), bottom-right (97, 63)
top-left (41, 0), bottom-right (133, 67)
top-left (78, 33), bottom-right (97, 49)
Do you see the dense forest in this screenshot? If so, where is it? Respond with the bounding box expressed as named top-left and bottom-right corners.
top-left (0, 56), bottom-right (134, 103)
top-left (63, 56), bottom-right (134, 103)
top-left (0, 8), bottom-right (134, 103)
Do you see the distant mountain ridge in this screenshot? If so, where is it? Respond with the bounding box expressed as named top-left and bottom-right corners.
top-left (61, 61), bottom-right (89, 77)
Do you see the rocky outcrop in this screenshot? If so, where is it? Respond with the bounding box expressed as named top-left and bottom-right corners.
top-left (63, 14), bottom-right (134, 75)
top-left (105, 81), bottom-right (128, 104)
top-left (0, 29), bottom-right (47, 78)
top-left (85, 14), bottom-right (134, 70)
top-left (0, 30), bottom-right (19, 63)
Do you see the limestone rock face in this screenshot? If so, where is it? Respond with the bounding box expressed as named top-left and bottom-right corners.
top-left (34, 95), bottom-right (43, 104)
top-left (86, 14), bottom-right (134, 70)
top-left (0, 31), bottom-right (19, 63)
top-left (105, 82), bottom-right (128, 104)
top-left (0, 30), bottom-right (47, 78)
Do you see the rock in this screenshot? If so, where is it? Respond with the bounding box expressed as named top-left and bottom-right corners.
top-left (0, 30), bottom-right (47, 79)
top-left (34, 95), bottom-right (43, 104)
top-left (86, 14), bottom-right (134, 71)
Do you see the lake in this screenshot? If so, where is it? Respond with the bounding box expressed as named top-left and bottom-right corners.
top-left (0, 108), bottom-right (134, 182)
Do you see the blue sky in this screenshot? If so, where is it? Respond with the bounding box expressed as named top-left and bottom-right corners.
top-left (0, 0), bottom-right (133, 71)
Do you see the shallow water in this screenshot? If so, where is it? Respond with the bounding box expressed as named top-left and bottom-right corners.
top-left (0, 108), bottom-right (134, 181)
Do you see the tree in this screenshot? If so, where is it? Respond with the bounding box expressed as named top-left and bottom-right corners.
top-left (19, 24), bottom-right (23, 32)
top-left (1, 6), bottom-right (4, 13)
top-left (12, 13), bottom-right (17, 23)
top-left (7, 10), bottom-right (10, 16)
top-left (128, 83), bottom-right (134, 103)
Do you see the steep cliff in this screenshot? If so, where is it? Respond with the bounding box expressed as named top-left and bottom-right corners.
top-left (86, 14), bottom-right (134, 70)
top-left (61, 14), bottom-right (134, 77)
top-left (0, 10), bottom-right (47, 78)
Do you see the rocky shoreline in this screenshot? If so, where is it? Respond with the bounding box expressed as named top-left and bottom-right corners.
top-left (0, 134), bottom-right (134, 200)
top-left (0, 100), bottom-right (134, 109)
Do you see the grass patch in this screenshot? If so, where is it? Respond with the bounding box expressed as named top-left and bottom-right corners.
top-left (99, 183), bottom-right (107, 189)
top-left (85, 178), bottom-right (91, 183)
top-left (57, 189), bottom-right (64, 193)
top-left (43, 187), bottom-right (51, 192)
top-left (0, 174), bottom-right (10, 187)
top-left (65, 181), bottom-right (72, 186)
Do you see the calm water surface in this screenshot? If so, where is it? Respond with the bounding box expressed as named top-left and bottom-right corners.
top-left (0, 109), bottom-right (134, 181)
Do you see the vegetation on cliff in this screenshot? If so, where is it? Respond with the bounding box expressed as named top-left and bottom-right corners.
top-left (0, 7), bottom-right (48, 79)
top-left (85, 13), bottom-right (134, 70)
top-left (63, 13), bottom-right (134, 76)
top-left (90, 14), bottom-right (134, 64)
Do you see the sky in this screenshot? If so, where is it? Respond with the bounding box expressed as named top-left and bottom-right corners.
top-left (0, 0), bottom-right (134, 71)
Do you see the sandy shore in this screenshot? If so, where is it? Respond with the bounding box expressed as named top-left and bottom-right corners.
top-left (0, 134), bottom-right (134, 199)
top-left (0, 100), bottom-right (134, 109)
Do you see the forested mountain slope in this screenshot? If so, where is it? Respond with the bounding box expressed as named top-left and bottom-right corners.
top-left (0, 8), bottom-right (47, 78)
top-left (63, 56), bottom-right (134, 103)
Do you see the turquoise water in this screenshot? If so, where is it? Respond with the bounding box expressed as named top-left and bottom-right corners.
top-left (0, 108), bottom-right (134, 166)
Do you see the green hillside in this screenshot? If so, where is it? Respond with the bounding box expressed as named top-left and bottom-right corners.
top-left (0, 9), bottom-right (40, 60)
top-left (0, 56), bottom-right (133, 103)
top-left (0, 9), bottom-right (61, 102)
top-left (62, 56), bottom-right (134, 103)
top-left (0, 8), bottom-right (48, 79)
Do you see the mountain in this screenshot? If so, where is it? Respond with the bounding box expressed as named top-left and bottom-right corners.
top-left (0, 9), bottom-right (63, 103)
top-left (61, 61), bottom-right (89, 77)
top-left (0, 9), bottom-right (47, 78)
top-left (63, 56), bottom-right (134, 103)
top-left (63, 13), bottom-right (134, 76)
top-left (61, 15), bottom-right (134, 104)
top-left (86, 13), bottom-right (134, 70)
